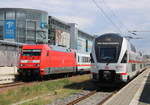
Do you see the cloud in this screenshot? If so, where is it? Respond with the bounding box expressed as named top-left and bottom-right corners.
top-left (106, 0), bottom-right (150, 10)
top-left (58, 16), bottom-right (94, 30)
top-left (0, 0), bottom-right (96, 30)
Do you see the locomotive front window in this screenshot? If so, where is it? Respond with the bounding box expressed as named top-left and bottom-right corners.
top-left (98, 47), bottom-right (117, 63)
top-left (22, 49), bottom-right (41, 56)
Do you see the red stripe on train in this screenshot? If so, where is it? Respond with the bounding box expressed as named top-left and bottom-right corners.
top-left (128, 60), bottom-right (144, 63)
top-left (77, 64), bottom-right (95, 67)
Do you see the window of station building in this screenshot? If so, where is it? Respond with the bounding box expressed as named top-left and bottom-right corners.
top-left (41, 13), bottom-right (47, 21)
top-left (0, 11), bottom-right (4, 20)
top-left (27, 30), bottom-right (36, 39)
top-left (27, 21), bottom-right (36, 29)
top-left (16, 12), bottom-right (26, 20)
top-left (26, 12), bottom-right (33, 20)
top-left (17, 28), bottom-right (25, 37)
top-left (18, 38), bottom-right (25, 43)
top-left (77, 40), bottom-right (82, 50)
top-left (17, 21), bottom-right (25, 28)
top-left (6, 11), bottom-right (15, 20)
top-left (0, 21), bottom-right (3, 40)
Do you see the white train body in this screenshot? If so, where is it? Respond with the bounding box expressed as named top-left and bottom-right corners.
top-left (76, 53), bottom-right (91, 72)
top-left (91, 33), bottom-right (145, 83)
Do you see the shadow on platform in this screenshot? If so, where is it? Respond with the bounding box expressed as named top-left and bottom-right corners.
top-left (139, 72), bottom-right (150, 104)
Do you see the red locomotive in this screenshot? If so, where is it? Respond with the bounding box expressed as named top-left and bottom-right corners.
top-left (18, 44), bottom-right (91, 81)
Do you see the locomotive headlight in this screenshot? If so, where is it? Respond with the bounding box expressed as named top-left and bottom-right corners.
top-left (20, 64), bottom-right (24, 66)
top-left (21, 60), bottom-right (28, 63)
top-left (32, 60), bottom-right (40, 63)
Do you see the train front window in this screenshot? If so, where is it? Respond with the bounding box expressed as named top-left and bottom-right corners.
top-left (99, 47), bottom-right (117, 63)
top-left (22, 49), bottom-right (41, 56)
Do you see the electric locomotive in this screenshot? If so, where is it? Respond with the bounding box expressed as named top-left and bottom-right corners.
top-left (18, 44), bottom-right (91, 81)
top-left (91, 33), bottom-right (145, 83)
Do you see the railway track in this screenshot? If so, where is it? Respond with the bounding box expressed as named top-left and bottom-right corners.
top-left (0, 82), bottom-right (25, 89)
top-left (65, 69), bottom-right (146, 105)
top-left (66, 90), bottom-right (97, 105)
top-left (66, 90), bottom-right (116, 105)
top-left (0, 74), bottom-right (91, 90)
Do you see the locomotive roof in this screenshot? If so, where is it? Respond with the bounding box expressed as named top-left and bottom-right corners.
top-left (50, 45), bottom-right (72, 52)
top-left (22, 44), bottom-right (73, 53)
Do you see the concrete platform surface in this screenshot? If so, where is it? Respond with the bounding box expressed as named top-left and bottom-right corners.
top-left (0, 67), bottom-right (17, 75)
top-left (103, 68), bottom-right (150, 105)
top-left (0, 67), bottom-right (18, 84)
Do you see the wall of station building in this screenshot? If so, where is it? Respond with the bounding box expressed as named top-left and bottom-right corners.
top-left (77, 31), bottom-right (93, 53)
top-left (48, 16), bottom-right (71, 48)
top-left (0, 41), bottom-right (22, 67)
top-left (48, 17), bottom-right (94, 53)
top-left (0, 8), bottom-right (48, 44)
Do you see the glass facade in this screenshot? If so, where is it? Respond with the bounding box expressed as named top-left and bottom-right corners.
top-left (78, 31), bottom-right (93, 53)
top-left (0, 8), bottom-right (48, 44)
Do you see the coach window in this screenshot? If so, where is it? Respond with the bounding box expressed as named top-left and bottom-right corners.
top-left (140, 64), bottom-right (142, 69)
top-left (121, 52), bottom-right (127, 63)
top-left (132, 64), bottom-right (136, 71)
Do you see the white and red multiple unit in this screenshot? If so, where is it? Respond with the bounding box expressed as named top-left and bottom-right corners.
top-left (91, 33), bottom-right (145, 83)
top-left (18, 44), bottom-right (91, 80)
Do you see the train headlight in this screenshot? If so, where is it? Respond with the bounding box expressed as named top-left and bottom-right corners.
top-left (32, 60), bottom-right (40, 63)
top-left (20, 64), bottom-right (24, 66)
top-left (21, 60), bottom-right (28, 63)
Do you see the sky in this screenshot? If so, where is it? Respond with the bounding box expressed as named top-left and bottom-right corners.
top-left (1, 0), bottom-right (150, 54)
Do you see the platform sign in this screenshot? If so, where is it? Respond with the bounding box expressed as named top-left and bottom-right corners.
top-left (4, 20), bottom-right (16, 39)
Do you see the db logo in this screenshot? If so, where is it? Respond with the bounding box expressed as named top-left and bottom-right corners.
top-left (105, 66), bottom-right (109, 70)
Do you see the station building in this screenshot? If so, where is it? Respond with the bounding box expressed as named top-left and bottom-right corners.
top-left (0, 8), bottom-right (94, 53)
top-left (0, 8), bottom-right (48, 44)
top-left (48, 16), bottom-right (94, 53)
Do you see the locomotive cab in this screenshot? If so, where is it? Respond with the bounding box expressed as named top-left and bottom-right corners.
top-left (91, 33), bottom-right (129, 83)
top-left (18, 45), bottom-right (46, 80)
top-left (91, 33), bottom-right (145, 84)
top-left (18, 44), bottom-right (78, 81)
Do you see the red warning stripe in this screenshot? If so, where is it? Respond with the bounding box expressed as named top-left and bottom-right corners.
top-left (77, 64), bottom-right (95, 67)
top-left (128, 60), bottom-right (144, 63)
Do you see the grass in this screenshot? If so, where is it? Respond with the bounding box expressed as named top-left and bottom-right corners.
top-left (21, 89), bottom-right (79, 105)
top-left (0, 74), bottom-right (90, 105)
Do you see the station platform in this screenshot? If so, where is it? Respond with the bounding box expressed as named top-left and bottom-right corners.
top-left (0, 67), bottom-right (17, 84)
top-left (103, 68), bottom-right (150, 105)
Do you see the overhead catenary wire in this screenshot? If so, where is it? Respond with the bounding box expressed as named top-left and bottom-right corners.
top-left (92, 0), bottom-right (123, 34)
top-left (100, 0), bottom-right (129, 33)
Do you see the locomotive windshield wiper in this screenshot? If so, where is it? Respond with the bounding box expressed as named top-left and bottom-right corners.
top-left (106, 58), bottom-right (114, 65)
top-left (101, 57), bottom-right (114, 65)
